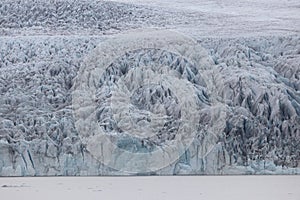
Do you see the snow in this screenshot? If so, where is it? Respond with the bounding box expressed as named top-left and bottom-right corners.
top-left (108, 0), bottom-right (300, 37)
top-left (0, 176), bottom-right (300, 200)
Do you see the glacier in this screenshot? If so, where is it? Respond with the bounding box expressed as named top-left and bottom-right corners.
top-left (0, 0), bottom-right (299, 176)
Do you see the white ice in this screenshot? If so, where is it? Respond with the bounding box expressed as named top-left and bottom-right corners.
top-left (107, 0), bottom-right (300, 38)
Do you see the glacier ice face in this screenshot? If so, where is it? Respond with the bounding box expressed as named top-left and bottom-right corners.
top-left (200, 37), bottom-right (300, 169)
top-left (72, 30), bottom-right (221, 173)
top-left (1, 30), bottom-right (299, 176)
top-left (0, 36), bottom-right (105, 176)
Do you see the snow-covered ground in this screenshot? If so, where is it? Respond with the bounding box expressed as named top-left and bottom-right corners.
top-left (108, 0), bottom-right (300, 37)
top-left (0, 176), bottom-right (300, 200)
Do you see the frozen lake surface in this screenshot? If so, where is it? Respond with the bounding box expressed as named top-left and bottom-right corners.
top-left (1, 176), bottom-right (300, 200)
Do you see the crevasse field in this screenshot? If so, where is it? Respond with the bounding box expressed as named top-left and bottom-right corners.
top-left (0, 0), bottom-right (300, 199)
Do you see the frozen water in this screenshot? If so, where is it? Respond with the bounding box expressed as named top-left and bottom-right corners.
top-left (0, 176), bottom-right (300, 200)
top-left (0, 0), bottom-right (299, 176)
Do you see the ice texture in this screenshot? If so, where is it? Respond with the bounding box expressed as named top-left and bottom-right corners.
top-left (0, 0), bottom-right (201, 36)
top-left (0, 0), bottom-right (299, 176)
